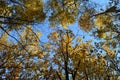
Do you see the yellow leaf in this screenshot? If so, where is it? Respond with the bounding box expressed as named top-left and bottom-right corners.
top-left (61, 22), bottom-right (68, 29)
top-left (52, 32), bottom-right (58, 39)
top-left (36, 30), bottom-right (42, 38)
top-left (76, 37), bottom-right (82, 42)
top-left (98, 32), bottom-right (106, 38)
top-left (46, 43), bottom-right (50, 49)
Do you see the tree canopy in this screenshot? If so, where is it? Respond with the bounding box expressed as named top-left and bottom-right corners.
top-left (0, 0), bottom-right (120, 80)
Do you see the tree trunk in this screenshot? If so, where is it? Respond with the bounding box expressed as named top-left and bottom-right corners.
top-left (65, 60), bottom-right (69, 80)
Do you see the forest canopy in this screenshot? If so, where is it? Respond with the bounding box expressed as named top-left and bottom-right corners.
top-left (0, 0), bottom-right (120, 80)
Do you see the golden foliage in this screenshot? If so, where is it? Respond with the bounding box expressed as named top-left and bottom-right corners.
top-left (94, 14), bottom-right (112, 29)
top-left (49, 0), bottom-right (78, 28)
top-left (0, 0), bottom-right (119, 79)
top-left (79, 11), bottom-right (91, 31)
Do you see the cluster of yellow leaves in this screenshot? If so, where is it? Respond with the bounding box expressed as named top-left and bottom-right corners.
top-left (79, 11), bottom-right (91, 31)
top-left (0, 7), bottom-right (11, 17)
top-left (52, 32), bottom-right (58, 40)
top-left (45, 43), bottom-right (50, 52)
top-left (98, 32), bottom-right (106, 38)
top-left (21, 26), bottom-right (42, 56)
top-left (49, 0), bottom-right (78, 29)
top-left (59, 11), bottom-right (75, 29)
top-left (0, 33), bottom-right (9, 50)
top-left (25, 0), bottom-right (42, 11)
top-left (50, 11), bottom-right (75, 29)
top-left (94, 14), bottom-right (112, 29)
top-left (102, 45), bottom-right (115, 57)
top-left (72, 43), bottom-right (89, 59)
top-left (0, 33), bottom-right (8, 43)
top-left (0, 25), bottom-right (51, 79)
top-left (21, 26), bottom-right (41, 41)
top-left (48, 31), bottom-right (58, 42)
top-left (0, 1), bottom-right (11, 17)
top-left (14, 0), bottom-right (45, 22)
top-left (49, 0), bottom-right (58, 8)
top-left (68, 40), bottom-right (107, 77)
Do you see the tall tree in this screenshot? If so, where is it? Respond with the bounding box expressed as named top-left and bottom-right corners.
top-left (0, 0), bottom-right (120, 79)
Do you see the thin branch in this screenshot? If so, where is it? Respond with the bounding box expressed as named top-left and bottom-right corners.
top-left (91, 9), bottom-right (120, 17)
top-left (9, 0), bottom-right (25, 7)
top-left (0, 26), bottom-right (21, 44)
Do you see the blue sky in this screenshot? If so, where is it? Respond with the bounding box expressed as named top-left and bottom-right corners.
top-left (39, 0), bottom-right (109, 42)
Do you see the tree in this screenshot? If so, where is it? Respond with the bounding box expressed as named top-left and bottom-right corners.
top-left (0, 0), bottom-right (120, 79)
top-left (0, 26), bottom-right (49, 79)
top-left (47, 30), bottom-right (119, 80)
top-left (0, 0), bottom-right (46, 30)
